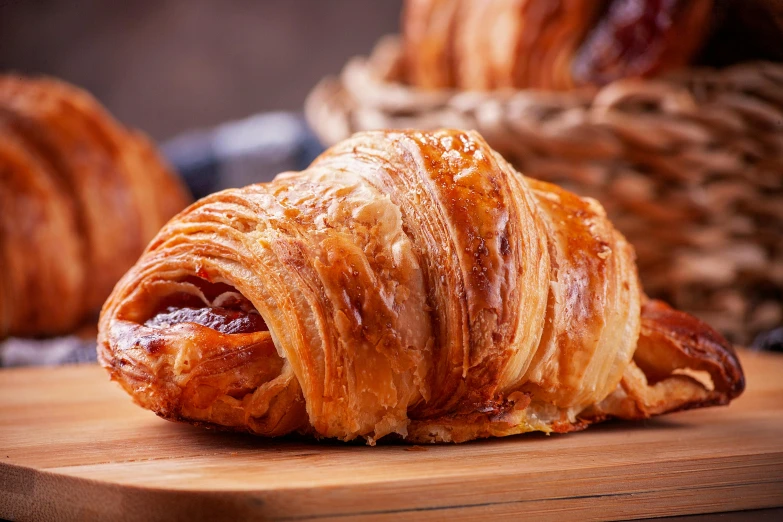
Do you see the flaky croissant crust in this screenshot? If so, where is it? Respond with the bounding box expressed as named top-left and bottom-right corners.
top-left (98, 129), bottom-right (743, 443)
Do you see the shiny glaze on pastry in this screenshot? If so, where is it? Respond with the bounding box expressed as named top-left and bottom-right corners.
top-left (99, 129), bottom-right (743, 443)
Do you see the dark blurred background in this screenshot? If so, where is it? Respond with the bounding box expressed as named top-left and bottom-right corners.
top-left (0, 0), bottom-right (403, 141)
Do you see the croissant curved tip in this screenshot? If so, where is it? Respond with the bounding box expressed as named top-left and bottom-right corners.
top-left (640, 299), bottom-right (746, 402)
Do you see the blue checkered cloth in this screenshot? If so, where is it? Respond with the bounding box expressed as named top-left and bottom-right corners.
top-left (163, 112), bottom-right (324, 200)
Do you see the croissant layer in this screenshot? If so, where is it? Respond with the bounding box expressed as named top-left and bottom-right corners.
top-left (99, 129), bottom-right (743, 443)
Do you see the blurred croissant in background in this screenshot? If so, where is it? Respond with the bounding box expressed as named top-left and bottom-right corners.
top-left (0, 76), bottom-right (190, 339)
top-left (403, 0), bottom-right (713, 90)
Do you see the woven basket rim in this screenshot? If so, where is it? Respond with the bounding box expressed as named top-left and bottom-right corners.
top-left (307, 35), bottom-right (783, 124)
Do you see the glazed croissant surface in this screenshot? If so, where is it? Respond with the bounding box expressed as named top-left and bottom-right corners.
top-left (403, 0), bottom-right (713, 91)
top-left (0, 75), bottom-right (190, 338)
top-left (98, 129), bottom-right (743, 443)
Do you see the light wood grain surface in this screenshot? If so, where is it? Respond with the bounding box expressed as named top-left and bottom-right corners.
top-left (1, 349), bottom-right (782, 521)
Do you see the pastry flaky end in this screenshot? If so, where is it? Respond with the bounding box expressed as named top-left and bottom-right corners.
top-left (98, 129), bottom-right (744, 444)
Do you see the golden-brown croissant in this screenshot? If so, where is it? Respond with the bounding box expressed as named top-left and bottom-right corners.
top-left (403, 0), bottom-right (713, 91)
top-left (98, 129), bottom-right (743, 443)
top-left (0, 76), bottom-right (190, 338)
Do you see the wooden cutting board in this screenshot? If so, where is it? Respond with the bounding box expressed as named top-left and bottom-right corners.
top-left (1, 349), bottom-right (782, 521)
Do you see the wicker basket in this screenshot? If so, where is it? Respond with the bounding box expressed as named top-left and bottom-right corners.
top-left (306, 36), bottom-right (783, 345)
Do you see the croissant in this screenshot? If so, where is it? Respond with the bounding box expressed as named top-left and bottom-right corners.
top-left (0, 76), bottom-right (190, 338)
top-left (403, 0), bottom-right (713, 91)
top-left (98, 129), bottom-right (744, 443)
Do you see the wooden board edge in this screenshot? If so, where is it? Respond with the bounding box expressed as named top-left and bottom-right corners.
top-left (2, 457), bottom-right (783, 521)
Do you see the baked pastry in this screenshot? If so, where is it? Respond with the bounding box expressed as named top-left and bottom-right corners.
top-left (0, 75), bottom-right (190, 339)
top-left (403, 0), bottom-right (713, 90)
top-left (98, 129), bottom-right (744, 443)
